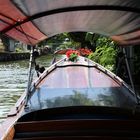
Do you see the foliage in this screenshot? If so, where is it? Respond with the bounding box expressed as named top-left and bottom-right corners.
top-left (68, 32), bottom-right (86, 42)
top-left (133, 46), bottom-right (140, 84)
top-left (38, 33), bottom-right (117, 72)
top-left (38, 33), bottom-right (81, 52)
top-left (59, 32), bottom-right (92, 51)
top-left (38, 32), bottom-right (95, 52)
top-left (88, 36), bottom-right (118, 71)
top-left (15, 47), bottom-right (24, 53)
top-left (58, 41), bottom-right (80, 50)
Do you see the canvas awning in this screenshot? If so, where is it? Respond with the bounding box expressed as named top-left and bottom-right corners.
top-left (0, 0), bottom-right (140, 45)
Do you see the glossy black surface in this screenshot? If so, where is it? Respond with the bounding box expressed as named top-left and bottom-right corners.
top-left (28, 86), bottom-right (136, 111)
top-left (27, 61), bottom-right (137, 111)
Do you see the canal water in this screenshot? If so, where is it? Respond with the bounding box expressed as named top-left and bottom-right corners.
top-left (0, 55), bottom-right (54, 123)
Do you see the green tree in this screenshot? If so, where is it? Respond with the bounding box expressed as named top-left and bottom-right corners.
top-left (38, 33), bottom-right (118, 72)
top-left (88, 36), bottom-right (118, 72)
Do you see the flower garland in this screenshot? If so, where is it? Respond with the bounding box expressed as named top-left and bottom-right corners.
top-left (79, 48), bottom-right (92, 56)
top-left (66, 48), bottom-right (92, 62)
top-left (66, 50), bottom-right (80, 62)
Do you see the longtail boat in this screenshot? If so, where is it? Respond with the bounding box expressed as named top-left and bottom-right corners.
top-left (1, 55), bottom-right (140, 140)
top-left (0, 0), bottom-right (140, 140)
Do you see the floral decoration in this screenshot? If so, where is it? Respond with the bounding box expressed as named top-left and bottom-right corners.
top-left (66, 50), bottom-right (80, 62)
top-left (79, 48), bottom-right (92, 56)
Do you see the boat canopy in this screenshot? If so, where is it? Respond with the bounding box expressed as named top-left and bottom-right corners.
top-left (0, 0), bottom-right (140, 45)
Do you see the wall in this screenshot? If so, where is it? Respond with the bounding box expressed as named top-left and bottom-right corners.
top-left (0, 52), bottom-right (30, 62)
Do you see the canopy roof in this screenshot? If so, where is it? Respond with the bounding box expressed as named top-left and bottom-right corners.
top-left (0, 0), bottom-right (140, 45)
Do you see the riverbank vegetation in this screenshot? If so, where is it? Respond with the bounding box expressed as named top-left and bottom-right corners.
top-left (88, 36), bottom-right (117, 72)
top-left (0, 32), bottom-right (118, 72)
top-left (38, 32), bottom-right (118, 72)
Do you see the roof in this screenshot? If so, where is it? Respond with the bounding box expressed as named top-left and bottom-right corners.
top-left (0, 0), bottom-right (140, 45)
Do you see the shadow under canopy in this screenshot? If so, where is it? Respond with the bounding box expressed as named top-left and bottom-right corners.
top-left (0, 0), bottom-right (140, 46)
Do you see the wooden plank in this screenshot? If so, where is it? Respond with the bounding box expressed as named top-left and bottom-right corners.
top-left (3, 127), bottom-right (15, 140)
top-left (15, 119), bottom-right (140, 132)
top-left (14, 119), bottom-right (140, 140)
top-left (0, 92), bottom-right (26, 140)
top-left (14, 136), bottom-right (140, 140)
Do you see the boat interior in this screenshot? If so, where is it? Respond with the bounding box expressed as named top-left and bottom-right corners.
top-left (13, 106), bottom-right (140, 140)
top-left (12, 57), bottom-right (140, 140)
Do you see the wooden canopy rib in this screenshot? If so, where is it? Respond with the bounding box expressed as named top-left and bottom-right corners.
top-left (2, 5), bottom-right (140, 34)
top-left (0, 0), bottom-right (46, 45)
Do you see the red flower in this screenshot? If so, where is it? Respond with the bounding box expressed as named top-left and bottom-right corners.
top-left (66, 50), bottom-right (80, 58)
top-left (79, 48), bottom-right (92, 56)
top-left (66, 50), bottom-right (80, 62)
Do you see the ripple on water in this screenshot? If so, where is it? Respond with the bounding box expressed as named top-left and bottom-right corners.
top-left (0, 60), bottom-right (28, 123)
top-left (0, 55), bottom-right (54, 123)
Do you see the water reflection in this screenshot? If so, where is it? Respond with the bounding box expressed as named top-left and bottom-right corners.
top-left (45, 91), bottom-right (94, 108)
top-left (28, 86), bottom-right (136, 112)
top-left (0, 55), bottom-right (53, 123)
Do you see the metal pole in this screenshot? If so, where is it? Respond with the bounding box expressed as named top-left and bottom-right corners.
top-left (123, 48), bottom-right (140, 104)
top-left (25, 46), bottom-right (34, 106)
top-left (123, 48), bottom-right (135, 91)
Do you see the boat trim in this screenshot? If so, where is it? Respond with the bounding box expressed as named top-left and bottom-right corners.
top-left (7, 92), bottom-right (26, 117)
top-left (33, 58), bottom-right (66, 87)
top-left (32, 57), bottom-right (137, 102)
